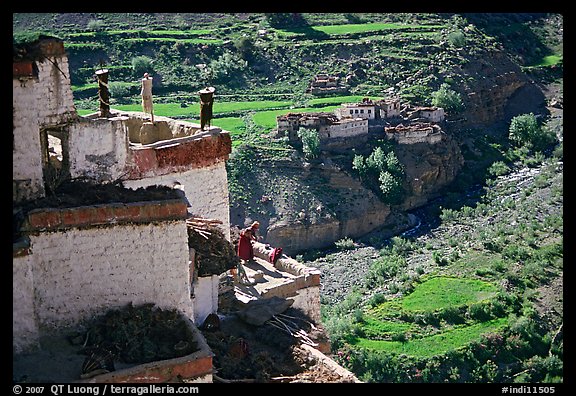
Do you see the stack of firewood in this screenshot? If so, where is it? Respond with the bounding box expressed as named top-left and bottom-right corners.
top-left (186, 216), bottom-right (223, 239)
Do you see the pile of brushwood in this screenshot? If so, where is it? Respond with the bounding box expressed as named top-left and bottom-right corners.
top-left (187, 217), bottom-right (239, 277)
top-left (72, 303), bottom-right (199, 374)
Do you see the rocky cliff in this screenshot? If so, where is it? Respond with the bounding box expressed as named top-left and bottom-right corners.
top-left (453, 49), bottom-right (546, 126)
top-left (396, 130), bottom-right (464, 210)
top-left (230, 128), bottom-right (464, 255)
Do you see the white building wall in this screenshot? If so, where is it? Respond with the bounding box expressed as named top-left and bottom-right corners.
top-left (328, 119), bottom-right (368, 139)
top-left (192, 275), bottom-right (219, 326)
top-left (12, 253), bottom-right (40, 354)
top-left (67, 117), bottom-right (130, 182)
top-left (337, 105), bottom-right (376, 120)
top-left (123, 164), bottom-right (231, 240)
top-left (13, 78), bottom-right (45, 202)
top-left (34, 56), bottom-right (76, 126)
top-left (13, 53), bottom-right (77, 203)
top-left (422, 108), bottom-right (445, 123)
top-left (12, 221), bottom-right (192, 351)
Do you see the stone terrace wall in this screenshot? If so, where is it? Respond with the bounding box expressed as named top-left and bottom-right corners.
top-left (13, 199), bottom-right (191, 354)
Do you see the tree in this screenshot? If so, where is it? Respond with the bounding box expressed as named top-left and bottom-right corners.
top-left (131, 56), bottom-right (153, 77)
top-left (234, 37), bottom-right (255, 61)
top-left (351, 143), bottom-right (404, 205)
top-left (297, 128), bottom-right (320, 160)
top-left (265, 13), bottom-right (305, 28)
top-left (508, 113), bottom-right (556, 152)
top-left (431, 83), bottom-right (464, 114)
top-left (205, 52), bottom-right (248, 84)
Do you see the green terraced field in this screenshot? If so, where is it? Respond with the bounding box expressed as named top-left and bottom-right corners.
top-left (350, 276), bottom-right (505, 358)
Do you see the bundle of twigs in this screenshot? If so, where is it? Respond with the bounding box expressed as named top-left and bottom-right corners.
top-left (266, 313), bottom-right (318, 347)
top-left (186, 217), bottom-right (223, 239)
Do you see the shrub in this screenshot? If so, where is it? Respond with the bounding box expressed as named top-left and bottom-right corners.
top-left (448, 30), bottom-right (466, 47)
top-left (108, 82), bottom-right (137, 98)
top-left (487, 161), bottom-right (510, 177)
top-left (335, 237), bottom-right (355, 250)
top-left (208, 52), bottom-right (248, 84)
top-left (468, 302), bottom-right (494, 322)
top-left (508, 113), bottom-right (556, 152)
top-left (432, 251), bottom-right (448, 266)
top-left (352, 143), bottom-right (404, 204)
top-left (131, 56), bottom-right (154, 77)
top-left (297, 127), bottom-right (320, 160)
top-left (87, 19), bottom-right (105, 32)
top-left (431, 83), bottom-right (464, 114)
top-left (367, 293), bottom-right (387, 307)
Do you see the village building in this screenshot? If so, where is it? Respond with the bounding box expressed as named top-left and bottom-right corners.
top-left (335, 100), bottom-right (377, 120)
top-left (408, 106), bottom-right (446, 123)
top-left (276, 95), bottom-right (445, 148)
top-left (375, 97), bottom-right (402, 119)
top-left (13, 36), bottom-right (346, 383)
top-left (307, 73), bottom-right (349, 96)
top-left (276, 111), bottom-right (368, 142)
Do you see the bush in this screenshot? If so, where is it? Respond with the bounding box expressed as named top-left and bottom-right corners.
top-left (352, 143), bottom-right (404, 204)
top-left (87, 19), bottom-right (105, 32)
top-left (131, 56), bottom-right (154, 77)
top-left (432, 251), bottom-right (448, 266)
top-left (508, 113), bottom-right (556, 152)
top-left (108, 82), bottom-right (137, 98)
top-left (365, 254), bottom-right (406, 287)
top-left (431, 83), bottom-right (464, 114)
top-left (448, 30), bottom-right (466, 47)
top-left (487, 161), bottom-right (510, 177)
top-left (297, 127), bottom-right (320, 160)
top-left (335, 237), bottom-right (355, 250)
top-left (468, 302), bottom-right (494, 322)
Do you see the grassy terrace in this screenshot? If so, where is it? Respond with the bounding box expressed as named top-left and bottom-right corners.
top-left (65, 28), bottom-right (215, 39)
top-left (350, 318), bottom-right (508, 357)
top-left (121, 37), bottom-right (223, 45)
top-left (347, 276), bottom-right (505, 358)
top-left (526, 54), bottom-right (563, 68)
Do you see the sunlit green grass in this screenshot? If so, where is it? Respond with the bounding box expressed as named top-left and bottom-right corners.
top-left (185, 116), bottom-right (246, 147)
top-left (360, 317), bottom-right (415, 339)
top-left (121, 37), bottom-right (223, 45)
top-left (350, 317), bottom-right (507, 357)
top-left (368, 276), bottom-right (499, 320)
top-left (104, 100), bottom-right (293, 118)
top-left (401, 276), bottom-right (498, 312)
top-left (350, 276), bottom-right (504, 357)
top-left (314, 22), bottom-right (445, 35)
top-left (527, 54), bottom-right (562, 67)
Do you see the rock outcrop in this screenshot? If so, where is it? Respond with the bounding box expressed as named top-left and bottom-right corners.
top-left (396, 131), bottom-right (464, 210)
top-left (454, 50), bottom-right (546, 126)
top-left (262, 160), bottom-right (392, 255)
